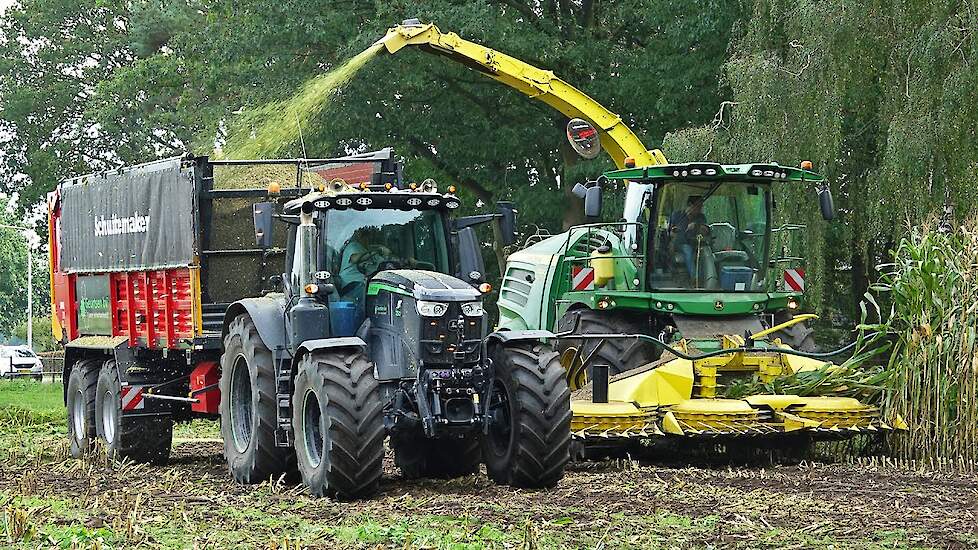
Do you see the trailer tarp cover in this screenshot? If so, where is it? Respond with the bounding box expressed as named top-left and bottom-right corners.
top-left (59, 158), bottom-right (195, 273)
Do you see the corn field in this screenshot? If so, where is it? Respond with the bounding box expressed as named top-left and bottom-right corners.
top-left (877, 219), bottom-right (978, 465)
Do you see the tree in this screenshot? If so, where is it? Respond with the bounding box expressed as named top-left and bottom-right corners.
top-left (663, 0), bottom-right (978, 318)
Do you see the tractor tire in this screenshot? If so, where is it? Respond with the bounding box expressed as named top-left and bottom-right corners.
top-left (66, 359), bottom-right (100, 459)
top-left (220, 314), bottom-right (296, 483)
top-left (391, 432), bottom-right (482, 480)
top-left (292, 349), bottom-right (385, 499)
top-left (95, 360), bottom-right (173, 465)
top-left (557, 309), bottom-right (659, 384)
top-left (483, 343), bottom-right (571, 488)
top-left (770, 313), bottom-right (816, 352)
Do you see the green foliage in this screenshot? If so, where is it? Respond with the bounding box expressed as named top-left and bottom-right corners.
top-left (0, 201), bottom-right (48, 338)
top-left (0, 0), bottom-right (739, 239)
top-left (663, 0), bottom-right (978, 320)
top-left (12, 316), bottom-right (56, 353)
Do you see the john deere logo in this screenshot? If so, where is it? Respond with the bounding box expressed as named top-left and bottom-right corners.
top-left (714, 300), bottom-right (724, 311)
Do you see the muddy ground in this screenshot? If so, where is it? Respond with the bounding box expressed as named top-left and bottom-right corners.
top-left (2, 421), bottom-right (977, 549)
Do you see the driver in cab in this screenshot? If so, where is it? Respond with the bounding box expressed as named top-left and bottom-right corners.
top-left (669, 196), bottom-right (710, 278)
top-left (338, 227), bottom-right (392, 292)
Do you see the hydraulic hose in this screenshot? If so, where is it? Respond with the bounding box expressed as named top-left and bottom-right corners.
top-left (553, 331), bottom-right (861, 362)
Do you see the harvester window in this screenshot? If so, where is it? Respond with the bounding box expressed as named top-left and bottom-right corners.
top-left (649, 182), bottom-right (770, 291)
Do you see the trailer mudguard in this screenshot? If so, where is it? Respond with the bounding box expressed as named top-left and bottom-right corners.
top-left (222, 295), bottom-right (290, 357)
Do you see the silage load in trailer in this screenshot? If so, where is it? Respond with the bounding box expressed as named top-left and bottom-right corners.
top-left (59, 158), bottom-right (195, 273)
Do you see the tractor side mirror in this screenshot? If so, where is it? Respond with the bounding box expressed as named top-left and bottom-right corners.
top-left (496, 201), bottom-right (517, 246)
top-left (456, 227), bottom-right (485, 283)
top-left (253, 202), bottom-right (274, 248)
top-left (584, 186), bottom-right (603, 218)
top-left (817, 187), bottom-right (835, 221)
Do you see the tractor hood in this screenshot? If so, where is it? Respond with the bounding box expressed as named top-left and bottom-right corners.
top-left (369, 270), bottom-right (481, 302)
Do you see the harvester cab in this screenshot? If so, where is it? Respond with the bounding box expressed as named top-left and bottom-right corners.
top-left (228, 148), bottom-right (570, 498)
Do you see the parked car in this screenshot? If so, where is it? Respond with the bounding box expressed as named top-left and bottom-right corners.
top-left (0, 346), bottom-right (43, 381)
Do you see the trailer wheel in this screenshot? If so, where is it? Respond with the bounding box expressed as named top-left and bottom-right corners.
top-left (66, 359), bottom-right (100, 458)
top-left (557, 309), bottom-right (658, 386)
top-left (220, 314), bottom-right (296, 483)
top-left (95, 360), bottom-right (173, 465)
top-left (483, 343), bottom-right (570, 488)
top-left (391, 432), bottom-right (481, 480)
top-left (293, 349), bottom-right (384, 499)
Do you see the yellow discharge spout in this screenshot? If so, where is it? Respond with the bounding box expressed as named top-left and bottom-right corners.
top-left (376, 22), bottom-right (667, 169)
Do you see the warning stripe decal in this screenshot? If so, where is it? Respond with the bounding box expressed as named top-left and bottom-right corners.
top-left (783, 268), bottom-right (806, 292)
top-left (571, 266), bottom-right (595, 291)
top-left (121, 385), bottom-right (145, 411)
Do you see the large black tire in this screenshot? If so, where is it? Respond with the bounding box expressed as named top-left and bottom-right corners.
top-left (292, 349), bottom-right (385, 499)
top-left (391, 432), bottom-right (481, 480)
top-left (220, 314), bottom-right (297, 483)
top-left (483, 343), bottom-right (571, 488)
top-left (557, 309), bottom-right (658, 386)
top-left (770, 313), bottom-right (816, 352)
top-left (66, 360), bottom-right (100, 459)
top-left (95, 360), bottom-right (173, 465)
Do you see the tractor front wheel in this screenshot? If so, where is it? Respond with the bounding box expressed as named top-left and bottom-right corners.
top-left (292, 349), bottom-right (385, 499)
top-left (483, 343), bottom-right (570, 488)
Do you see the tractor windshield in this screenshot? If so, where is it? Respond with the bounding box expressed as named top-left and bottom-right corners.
top-left (324, 209), bottom-right (451, 300)
top-left (647, 181), bottom-right (771, 291)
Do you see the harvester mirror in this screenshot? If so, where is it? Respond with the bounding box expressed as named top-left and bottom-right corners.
top-left (817, 186), bottom-right (836, 220)
top-left (253, 202), bottom-right (274, 248)
top-left (584, 185), bottom-right (603, 218)
top-left (566, 118), bottom-right (602, 160)
top-left (497, 201), bottom-right (517, 246)
top-left (456, 227), bottom-right (485, 283)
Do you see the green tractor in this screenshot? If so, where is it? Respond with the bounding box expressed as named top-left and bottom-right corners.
top-left (498, 160), bottom-right (905, 450)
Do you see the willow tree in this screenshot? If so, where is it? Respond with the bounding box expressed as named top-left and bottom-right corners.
top-left (664, 0), bottom-right (978, 318)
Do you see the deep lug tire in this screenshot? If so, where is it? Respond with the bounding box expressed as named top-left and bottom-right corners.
top-left (95, 360), bottom-right (173, 465)
top-left (770, 315), bottom-right (816, 352)
top-left (220, 314), bottom-right (296, 483)
top-left (483, 343), bottom-right (571, 489)
top-left (292, 349), bottom-right (385, 499)
top-left (557, 309), bottom-right (659, 385)
top-left (66, 360), bottom-right (100, 459)
top-left (392, 431), bottom-right (481, 480)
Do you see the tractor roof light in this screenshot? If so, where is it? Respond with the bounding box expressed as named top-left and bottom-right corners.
top-left (267, 182), bottom-right (282, 195)
top-left (801, 160), bottom-right (814, 170)
top-left (478, 282), bottom-right (493, 293)
top-left (624, 157), bottom-right (636, 168)
top-left (787, 297), bottom-right (799, 310)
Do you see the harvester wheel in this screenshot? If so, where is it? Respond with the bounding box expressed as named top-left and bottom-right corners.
top-left (220, 314), bottom-right (297, 483)
top-left (95, 360), bottom-right (173, 465)
top-left (770, 313), bottom-right (816, 352)
top-left (293, 349), bottom-right (385, 499)
top-left (66, 359), bottom-right (100, 459)
top-left (392, 432), bottom-right (481, 479)
top-left (483, 343), bottom-right (570, 488)
top-left (557, 309), bottom-right (658, 385)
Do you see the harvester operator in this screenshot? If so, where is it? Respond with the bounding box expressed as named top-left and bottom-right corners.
top-left (669, 196), bottom-right (711, 279)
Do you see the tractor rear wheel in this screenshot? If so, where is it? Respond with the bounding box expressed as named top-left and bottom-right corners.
top-left (557, 309), bottom-right (659, 386)
top-left (66, 359), bottom-right (100, 459)
top-left (392, 432), bottom-right (481, 480)
top-left (483, 343), bottom-right (570, 488)
top-left (220, 314), bottom-right (297, 483)
top-left (293, 349), bottom-right (385, 499)
top-left (95, 360), bottom-right (173, 465)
